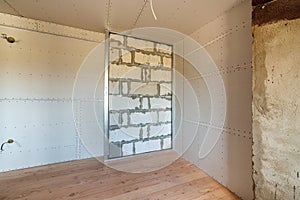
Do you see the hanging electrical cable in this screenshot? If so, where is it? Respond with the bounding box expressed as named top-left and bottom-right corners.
top-left (0, 139), bottom-right (14, 152)
top-left (149, 0), bottom-right (158, 20)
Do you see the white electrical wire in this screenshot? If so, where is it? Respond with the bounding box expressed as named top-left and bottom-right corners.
top-left (149, 0), bottom-right (158, 20)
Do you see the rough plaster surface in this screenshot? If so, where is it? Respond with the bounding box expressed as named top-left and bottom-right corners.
top-left (252, 18), bottom-right (300, 199)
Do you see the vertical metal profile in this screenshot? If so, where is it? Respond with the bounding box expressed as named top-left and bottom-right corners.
top-left (170, 44), bottom-right (174, 150)
top-left (103, 30), bottom-right (110, 161)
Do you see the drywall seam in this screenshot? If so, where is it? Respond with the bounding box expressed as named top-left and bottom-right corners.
top-left (0, 14), bottom-right (104, 172)
top-left (0, 13), bottom-right (105, 42)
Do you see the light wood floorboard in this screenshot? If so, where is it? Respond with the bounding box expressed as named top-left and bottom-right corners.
top-left (0, 151), bottom-right (240, 200)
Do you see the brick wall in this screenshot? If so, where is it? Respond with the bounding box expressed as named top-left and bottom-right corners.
top-left (108, 33), bottom-right (173, 158)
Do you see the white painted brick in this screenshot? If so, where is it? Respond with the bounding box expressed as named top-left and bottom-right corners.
top-left (109, 96), bottom-right (140, 110)
top-left (161, 123), bottom-right (172, 135)
top-left (135, 141), bottom-right (150, 154)
top-left (121, 49), bottom-right (132, 63)
top-left (110, 34), bottom-right (124, 48)
top-left (121, 112), bottom-right (128, 126)
top-left (148, 123), bottom-right (171, 137)
top-left (148, 125), bottom-right (163, 137)
top-left (135, 52), bottom-right (147, 64)
top-left (151, 70), bottom-right (171, 82)
top-left (163, 57), bottom-right (172, 68)
top-left (109, 80), bottom-right (119, 95)
top-left (148, 54), bottom-right (161, 66)
top-left (109, 127), bottom-right (139, 142)
top-left (122, 127), bottom-right (140, 139)
top-left (135, 52), bottom-right (160, 66)
top-left (159, 111), bottom-right (172, 122)
top-left (163, 137), bottom-right (172, 149)
top-left (151, 98), bottom-right (171, 109)
top-left (160, 83), bottom-right (172, 96)
top-left (135, 139), bottom-right (163, 153)
top-left (122, 143), bottom-right (133, 156)
top-left (149, 139), bottom-right (161, 151)
top-left (142, 98), bottom-right (150, 109)
top-left (111, 34), bottom-right (124, 42)
top-left (121, 82), bottom-right (128, 95)
top-left (130, 82), bottom-right (158, 95)
top-left (127, 37), bottom-right (154, 50)
top-left (109, 64), bottom-right (141, 79)
top-left (156, 43), bottom-right (172, 54)
top-left (110, 48), bottom-right (120, 62)
top-left (130, 111), bottom-right (158, 125)
top-left (142, 68), bottom-right (151, 81)
top-left (109, 113), bottom-right (119, 126)
top-left (142, 126), bottom-right (148, 138)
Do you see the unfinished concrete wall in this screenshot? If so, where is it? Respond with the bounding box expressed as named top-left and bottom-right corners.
top-left (183, 0), bottom-right (253, 199)
top-left (252, 1), bottom-right (300, 199)
top-left (0, 13), bottom-right (105, 172)
top-left (108, 33), bottom-right (172, 158)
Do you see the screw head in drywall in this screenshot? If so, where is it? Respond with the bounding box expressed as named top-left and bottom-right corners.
top-left (6, 36), bottom-right (15, 43)
top-left (1, 34), bottom-right (16, 43)
top-left (7, 139), bottom-right (14, 144)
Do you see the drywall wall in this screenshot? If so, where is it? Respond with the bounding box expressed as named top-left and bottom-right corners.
top-left (0, 13), bottom-right (105, 172)
top-left (108, 33), bottom-right (172, 158)
top-left (182, 0), bottom-right (253, 199)
top-left (252, 17), bottom-right (300, 200)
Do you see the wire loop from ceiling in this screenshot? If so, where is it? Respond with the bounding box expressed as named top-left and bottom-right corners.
top-left (149, 0), bottom-right (157, 20)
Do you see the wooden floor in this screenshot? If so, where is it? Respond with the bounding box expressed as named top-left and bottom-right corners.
top-left (0, 152), bottom-right (240, 200)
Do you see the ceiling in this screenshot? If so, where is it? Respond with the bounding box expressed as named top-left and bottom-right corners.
top-left (0, 0), bottom-right (243, 34)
